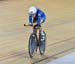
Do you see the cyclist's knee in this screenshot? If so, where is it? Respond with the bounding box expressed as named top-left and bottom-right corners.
top-left (34, 24), bottom-right (41, 29)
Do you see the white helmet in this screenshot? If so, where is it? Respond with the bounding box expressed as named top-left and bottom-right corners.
top-left (28, 6), bottom-right (37, 15)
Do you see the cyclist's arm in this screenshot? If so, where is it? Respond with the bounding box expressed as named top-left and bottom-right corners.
top-left (41, 13), bottom-right (46, 23)
top-left (42, 16), bottom-right (46, 23)
top-left (29, 15), bottom-right (33, 24)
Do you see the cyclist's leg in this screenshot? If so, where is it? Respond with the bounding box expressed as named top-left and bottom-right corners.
top-left (39, 25), bottom-right (43, 35)
top-left (39, 25), bottom-right (46, 42)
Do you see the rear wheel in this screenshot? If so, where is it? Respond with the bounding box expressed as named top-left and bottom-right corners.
top-left (28, 33), bottom-right (37, 58)
top-left (39, 31), bottom-right (46, 55)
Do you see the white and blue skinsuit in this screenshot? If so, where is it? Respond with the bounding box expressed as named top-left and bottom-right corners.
top-left (29, 8), bottom-right (46, 25)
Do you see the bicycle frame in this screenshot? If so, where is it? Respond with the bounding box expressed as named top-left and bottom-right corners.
top-left (24, 23), bottom-right (46, 57)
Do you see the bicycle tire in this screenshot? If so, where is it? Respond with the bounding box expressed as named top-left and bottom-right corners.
top-left (28, 33), bottom-right (37, 58)
top-left (39, 31), bottom-right (46, 55)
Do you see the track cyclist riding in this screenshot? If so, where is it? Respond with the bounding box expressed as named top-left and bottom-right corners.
top-left (24, 6), bottom-right (46, 58)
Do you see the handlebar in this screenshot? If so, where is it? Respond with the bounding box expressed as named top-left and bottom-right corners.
top-left (24, 22), bottom-right (43, 27)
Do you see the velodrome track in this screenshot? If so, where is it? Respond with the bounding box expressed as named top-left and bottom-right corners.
top-left (0, 0), bottom-right (75, 64)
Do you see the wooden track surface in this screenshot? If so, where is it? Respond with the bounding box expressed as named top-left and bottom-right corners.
top-left (0, 0), bottom-right (75, 64)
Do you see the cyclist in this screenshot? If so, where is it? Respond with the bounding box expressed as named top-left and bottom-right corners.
top-left (24, 6), bottom-right (46, 55)
top-left (28, 6), bottom-right (46, 33)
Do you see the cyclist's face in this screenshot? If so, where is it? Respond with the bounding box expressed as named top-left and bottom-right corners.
top-left (32, 14), bottom-right (36, 18)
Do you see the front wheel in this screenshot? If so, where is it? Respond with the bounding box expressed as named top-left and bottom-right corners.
top-left (39, 31), bottom-right (46, 55)
top-left (28, 33), bottom-right (37, 58)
